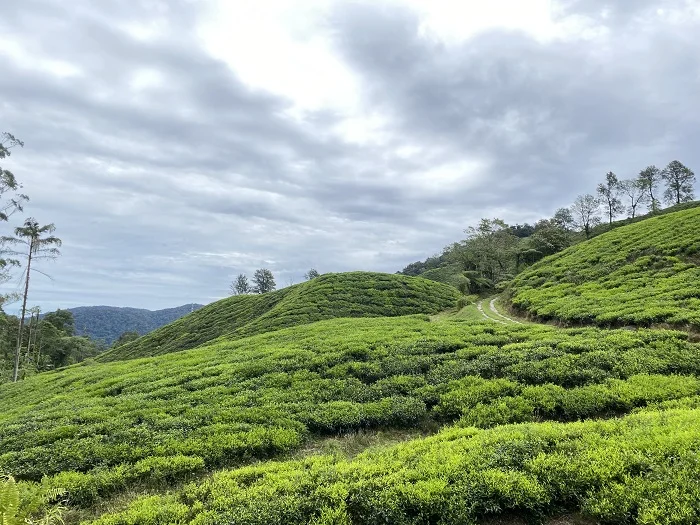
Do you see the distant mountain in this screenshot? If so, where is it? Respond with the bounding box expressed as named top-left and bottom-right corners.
top-left (67, 304), bottom-right (204, 345)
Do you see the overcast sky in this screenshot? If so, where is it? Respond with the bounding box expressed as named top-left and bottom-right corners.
top-left (1, 0), bottom-right (699, 311)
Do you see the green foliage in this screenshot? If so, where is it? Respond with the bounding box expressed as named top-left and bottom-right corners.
top-left (85, 406), bottom-right (700, 525)
top-left (0, 475), bottom-right (21, 525)
top-left (0, 475), bottom-right (65, 525)
top-left (98, 272), bottom-right (461, 362)
top-left (252, 268), bottom-right (276, 294)
top-left (419, 264), bottom-right (463, 289)
top-left (304, 269), bottom-right (320, 280)
top-left (111, 332), bottom-right (139, 349)
top-left (67, 304), bottom-right (203, 345)
top-left (1, 316), bottom-right (698, 512)
top-left (509, 207), bottom-right (700, 330)
top-left (662, 160), bottom-right (696, 205)
top-left (0, 310), bottom-right (103, 383)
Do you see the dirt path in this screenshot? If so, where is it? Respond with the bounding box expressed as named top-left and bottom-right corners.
top-left (476, 299), bottom-right (507, 324)
top-left (489, 298), bottom-right (523, 324)
top-left (475, 297), bottom-right (524, 325)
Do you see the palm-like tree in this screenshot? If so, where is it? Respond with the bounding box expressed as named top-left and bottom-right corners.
top-left (1, 218), bottom-right (61, 381)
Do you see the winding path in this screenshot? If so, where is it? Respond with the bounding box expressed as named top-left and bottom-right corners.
top-left (476, 297), bottom-right (523, 325)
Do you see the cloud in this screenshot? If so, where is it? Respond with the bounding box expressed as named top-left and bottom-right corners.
top-left (0, 0), bottom-right (698, 311)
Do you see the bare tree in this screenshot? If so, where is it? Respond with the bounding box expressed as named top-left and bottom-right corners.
top-left (2, 219), bottom-right (61, 382)
top-left (570, 194), bottom-right (601, 238)
top-left (230, 273), bottom-right (251, 295)
top-left (619, 179), bottom-right (648, 218)
top-left (597, 172), bottom-right (624, 225)
top-left (637, 165), bottom-right (662, 213)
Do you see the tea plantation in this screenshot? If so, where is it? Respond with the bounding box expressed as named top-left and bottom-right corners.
top-left (99, 272), bottom-right (460, 362)
top-left (3, 312), bottom-right (700, 523)
top-left (3, 250), bottom-right (700, 524)
top-left (508, 207), bottom-right (700, 330)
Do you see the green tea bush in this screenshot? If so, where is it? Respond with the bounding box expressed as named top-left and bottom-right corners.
top-left (508, 207), bottom-right (700, 330)
top-left (87, 407), bottom-right (700, 525)
top-left (2, 316), bottom-right (699, 511)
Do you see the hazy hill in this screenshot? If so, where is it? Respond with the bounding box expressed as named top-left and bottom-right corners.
top-left (98, 271), bottom-right (461, 362)
top-left (68, 304), bottom-right (204, 344)
top-left (508, 206), bottom-right (700, 329)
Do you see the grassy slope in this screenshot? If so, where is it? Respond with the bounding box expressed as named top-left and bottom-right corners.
top-left (2, 316), bottom-right (700, 523)
top-left (507, 207), bottom-right (700, 329)
top-left (98, 272), bottom-right (460, 362)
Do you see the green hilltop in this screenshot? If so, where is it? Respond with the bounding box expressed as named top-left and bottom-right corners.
top-left (98, 272), bottom-right (460, 362)
top-left (507, 207), bottom-right (700, 330)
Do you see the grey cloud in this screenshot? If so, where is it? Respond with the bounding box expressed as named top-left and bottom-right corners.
top-left (1, 0), bottom-right (698, 311)
top-left (326, 1), bottom-right (700, 207)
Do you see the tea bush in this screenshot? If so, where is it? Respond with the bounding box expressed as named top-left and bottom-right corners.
top-left (508, 207), bottom-right (700, 329)
top-left (87, 406), bottom-right (700, 525)
top-left (1, 316), bottom-right (699, 510)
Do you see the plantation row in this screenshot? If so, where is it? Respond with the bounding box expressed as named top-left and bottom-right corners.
top-left (88, 404), bottom-right (700, 525)
top-left (100, 272), bottom-right (459, 362)
top-left (2, 317), bottom-right (699, 508)
top-left (509, 207), bottom-right (700, 329)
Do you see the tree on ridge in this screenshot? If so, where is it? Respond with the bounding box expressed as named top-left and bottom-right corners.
top-left (570, 194), bottom-right (601, 238)
top-left (597, 172), bottom-right (624, 225)
top-left (661, 160), bottom-right (696, 205)
top-left (230, 273), bottom-right (251, 295)
top-left (252, 268), bottom-right (276, 294)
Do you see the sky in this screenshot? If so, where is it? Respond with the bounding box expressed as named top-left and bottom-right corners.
top-left (1, 0), bottom-right (699, 311)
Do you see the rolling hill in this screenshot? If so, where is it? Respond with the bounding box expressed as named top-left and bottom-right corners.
top-left (507, 206), bottom-right (700, 330)
top-left (2, 315), bottom-right (700, 524)
top-left (3, 250), bottom-right (700, 524)
top-left (67, 304), bottom-right (203, 344)
top-left (98, 272), bottom-right (460, 362)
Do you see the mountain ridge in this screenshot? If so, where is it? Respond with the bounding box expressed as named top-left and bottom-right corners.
top-left (66, 303), bottom-right (205, 344)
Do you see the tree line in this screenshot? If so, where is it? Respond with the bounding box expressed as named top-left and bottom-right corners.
top-left (401, 160), bottom-right (696, 295)
top-left (573, 160), bottom-right (695, 237)
top-left (229, 268), bottom-right (320, 295)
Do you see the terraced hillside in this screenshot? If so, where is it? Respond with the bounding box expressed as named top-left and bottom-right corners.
top-left (508, 207), bottom-right (700, 330)
top-left (98, 272), bottom-right (460, 362)
top-left (2, 314), bottom-right (700, 523)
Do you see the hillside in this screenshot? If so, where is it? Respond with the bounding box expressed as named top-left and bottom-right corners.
top-left (67, 304), bottom-right (204, 344)
top-left (2, 315), bottom-right (700, 524)
top-left (98, 272), bottom-right (461, 362)
top-left (507, 207), bottom-right (700, 330)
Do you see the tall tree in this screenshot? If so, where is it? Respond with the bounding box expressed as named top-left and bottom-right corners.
top-left (570, 194), bottom-right (601, 238)
top-left (230, 273), bottom-right (251, 295)
top-left (597, 172), bottom-right (624, 225)
top-left (452, 218), bottom-right (519, 284)
top-left (637, 165), bottom-right (663, 213)
top-left (552, 207), bottom-right (575, 231)
top-left (1, 219), bottom-right (61, 382)
top-left (661, 160), bottom-right (696, 205)
top-left (0, 132), bottom-right (29, 289)
top-left (0, 132), bottom-right (28, 223)
top-left (304, 268), bottom-right (320, 280)
top-left (252, 268), bottom-right (276, 294)
top-left (529, 219), bottom-right (572, 256)
top-left (619, 178), bottom-right (648, 218)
